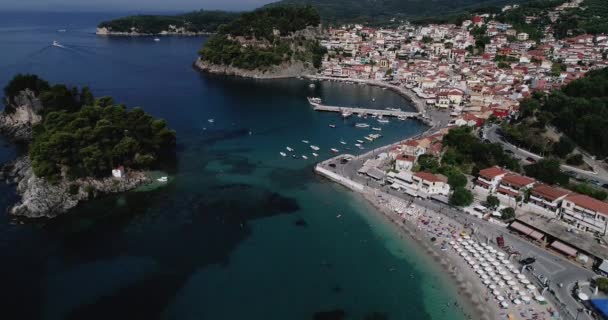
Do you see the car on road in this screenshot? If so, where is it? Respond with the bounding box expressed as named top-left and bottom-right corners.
top-left (520, 257), bottom-right (536, 265)
top-left (525, 157), bottom-right (537, 163)
top-left (504, 149), bottom-right (514, 154)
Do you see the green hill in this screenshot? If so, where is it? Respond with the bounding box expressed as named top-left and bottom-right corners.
top-left (97, 10), bottom-right (239, 34)
top-left (263, 0), bottom-right (533, 23)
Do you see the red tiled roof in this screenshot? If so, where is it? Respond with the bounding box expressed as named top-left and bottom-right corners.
top-left (497, 187), bottom-right (519, 197)
top-left (478, 166), bottom-right (508, 180)
top-left (476, 179), bottom-right (491, 187)
top-left (414, 171), bottom-right (447, 183)
top-left (501, 174), bottom-right (535, 188)
top-left (565, 194), bottom-right (608, 215)
top-left (396, 154), bottom-right (416, 162)
top-left (531, 184), bottom-right (570, 202)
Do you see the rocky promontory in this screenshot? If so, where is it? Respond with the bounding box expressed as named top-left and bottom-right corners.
top-left (0, 89), bottom-right (43, 141)
top-left (194, 58), bottom-right (316, 79)
top-left (2, 157), bottom-right (148, 218)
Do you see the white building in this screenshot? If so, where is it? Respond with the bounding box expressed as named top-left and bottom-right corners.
top-left (475, 166), bottom-right (509, 192)
top-left (395, 154), bottom-right (416, 171)
top-left (112, 166), bottom-right (125, 179)
top-left (560, 194), bottom-right (608, 234)
top-left (413, 172), bottom-right (450, 197)
top-left (529, 184), bottom-right (570, 216)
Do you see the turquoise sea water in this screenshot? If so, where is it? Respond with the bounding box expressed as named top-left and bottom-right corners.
top-left (0, 12), bottom-right (467, 320)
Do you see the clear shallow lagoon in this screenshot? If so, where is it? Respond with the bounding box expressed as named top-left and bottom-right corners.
top-left (0, 12), bottom-right (466, 320)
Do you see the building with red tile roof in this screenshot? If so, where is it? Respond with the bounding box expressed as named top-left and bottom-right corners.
top-left (561, 194), bottom-right (608, 234)
top-left (529, 184), bottom-right (571, 215)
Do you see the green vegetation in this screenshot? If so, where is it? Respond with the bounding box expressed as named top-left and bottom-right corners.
top-left (264, 0), bottom-right (531, 24)
top-left (3, 74), bottom-right (50, 113)
top-left (199, 6), bottom-right (325, 70)
top-left (485, 195), bottom-right (500, 210)
top-left (500, 207), bottom-right (516, 221)
top-left (596, 277), bottom-right (608, 293)
top-left (510, 68), bottom-right (608, 158)
top-left (98, 10), bottom-right (239, 34)
top-left (450, 187), bottom-right (474, 206)
top-left (569, 183), bottom-right (607, 201)
top-left (554, 0), bottom-right (608, 38)
top-left (524, 158), bottom-right (568, 186)
top-left (3, 75), bottom-right (176, 181)
top-left (442, 127), bottom-right (520, 175)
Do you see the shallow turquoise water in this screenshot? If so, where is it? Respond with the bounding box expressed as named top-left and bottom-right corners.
top-left (0, 12), bottom-right (467, 320)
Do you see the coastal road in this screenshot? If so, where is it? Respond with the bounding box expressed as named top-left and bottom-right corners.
top-left (322, 153), bottom-right (596, 320)
top-left (484, 124), bottom-right (608, 186)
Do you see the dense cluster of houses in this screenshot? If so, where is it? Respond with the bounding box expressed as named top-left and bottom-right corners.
top-left (475, 166), bottom-right (608, 235)
top-left (319, 0), bottom-right (607, 126)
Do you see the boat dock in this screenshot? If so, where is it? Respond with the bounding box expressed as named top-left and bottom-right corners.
top-left (309, 101), bottom-right (420, 119)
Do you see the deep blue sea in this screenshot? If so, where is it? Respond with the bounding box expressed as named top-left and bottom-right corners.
top-left (0, 12), bottom-right (467, 320)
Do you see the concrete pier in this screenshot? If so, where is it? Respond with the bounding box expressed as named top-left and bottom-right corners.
top-left (310, 102), bottom-right (420, 119)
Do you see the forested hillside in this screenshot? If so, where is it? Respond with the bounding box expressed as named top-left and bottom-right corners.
top-left (98, 10), bottom-right (239, 34)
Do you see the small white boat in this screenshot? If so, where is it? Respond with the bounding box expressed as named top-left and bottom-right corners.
top-left (302, 140), bottom-right (309, 144)
top-left (280, 152), bottom-right (287, 157)
top-left (329, 124), bottom-right (336, 128)
top-left (157, 176), bottom-right (168, 182)
top-left (356, 140), bottom-right (364, 144)
top-left (341, 111), bottom-right (352, 118)
top-left (354, 143), bottom-right (362, 147)
top-left (372, 127), bottom-right (382, 131)
top-left (309, 83), bottom-right (316, 88)
top-left (331, 148), bottom-right (339, 153)
top-left (286, 147), bottom-right (294, 152)
top-left (58, 29), bottom-right (67, 32)
top-left (336, 214), bottom-right (342, 218)
top-left (312, 153), bottom-right (319, 157)
top-left (208, 119), bottom-right (215, 123)
top-left (372, 98), bottom-right (376, 102)
top-left (339, 141), bottom-right (346, 145)
top-left (308, 97), bottom-right (322, 104)
top-left (365, 136), bottom-right (374, 141)
top-left (154, 38), bottom-right (160, 42)
top-left (355, 123), bottom-right (370, 128)
top-left (302, 155), bottom-right (308, 160)
top-left (52, 40), bottom-right (64, 48)
top-left (378, 119), bottom-right (389, 124)
top-left (310, 145), bottom-right (320, 151)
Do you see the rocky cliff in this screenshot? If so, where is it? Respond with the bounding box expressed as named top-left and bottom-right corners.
top-left (0, 89), bottom-right (43, 141)
top-left (2, 157), bottom-right (148, 218)
top-left (194, 58), bottom-right (317, 79)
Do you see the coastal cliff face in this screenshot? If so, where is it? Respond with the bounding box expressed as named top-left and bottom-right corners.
top-left (2, 156), bottom-right (148, 218)
top-left (194, 58), bottom-right (317, 79)
top-left (0, 89), bottom-right (43, 141)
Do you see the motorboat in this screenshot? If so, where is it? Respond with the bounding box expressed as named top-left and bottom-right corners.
top-left (302, 140), bottom-right (309, 144)
top-left (331, 148), bottom-right (339, 153)
top-left (339, 141), bottom-right (346, 145)
top-left (157, 176), bottom-right (168, 182)
top-left (341, 110), bottom-right (352, 118)
top-left (154, 38), bottom-right (161, 42)
top-left (372, 127), bottom-right (382, 131)
top-left (286, 147), bottom-right (294, 152)
top-left (310, 145), bottom-right (320, 151)
top-left (52, 40), bottom-right (64, 48)
top-left (365, 136), bottom-right (374, 141)
top-left (280, 152), bottom-right (287, 157)
top-left (308, 97), bottom-right (322, 105)
top-left (356, 140), bottom-right (364, 144)
top-left (208, 119), bottom-right (215, 123)
top-left (354, 143), bottom-right (362, 147)
top-left (377, 118), bottom-right (390, 124)
top-left (355, 123), bottom-right (370, 128)
top-left (329, 124), bottom-right (336, 128)
top-left (312, 153), bottom-right (319, 157)
top-left (302, 155), bottom-right (308, 160)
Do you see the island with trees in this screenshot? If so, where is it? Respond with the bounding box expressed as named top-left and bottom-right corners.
top-left (195, 6), bottom-right (327, 78)
top-left (0, 74), bottom-right (176, 218)
top-left (96, 10), bottom-right (239, 36)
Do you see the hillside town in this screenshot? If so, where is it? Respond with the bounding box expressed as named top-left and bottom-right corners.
top-left (314, 0), bottom-right (608, 319)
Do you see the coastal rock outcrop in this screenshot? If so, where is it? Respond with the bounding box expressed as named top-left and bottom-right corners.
top-left (2, 157), bottom-right (148, 218)
top-left (0, 89), bottom-right (43, 141)
top-left (194, 58), bottom-right (316, 79)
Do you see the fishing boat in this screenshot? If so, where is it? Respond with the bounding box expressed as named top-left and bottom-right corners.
top-left (310, 145), bottom-right (320, 151)
top-left (157, 176), bottom-right (168, 182)
top-left (329, 124), bottom-right (336, 128)
top-left (302, 155), bottom-right (308, 160)
top-left (356, 140), bottom-right (364, 144)
top-left (312, 152), bottom-right (319, 157)
top-left (280, 152), bottom-right (287, 157)
top-left (355, 123), bottom-right (370, 128)
top-left (372, 127), bottom-right (382, 131)
top-left (302, 140), bottom-right (309, 144)
top-left (208, 119), bottom-right (215, 123)
top-left (286, 147), bottom-right (294, 152)
top-left (331, 148), bottom-right (339, 153)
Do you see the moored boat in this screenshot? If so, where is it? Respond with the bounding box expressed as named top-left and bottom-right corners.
top-left (286, 146), bottom-right (294, 152)
top-left (312, 152), bottom-right (319, 157)
top-left (330, 148), bottom-right (339, 153)
top-left (372, 127), bottom-right (382, 131)
top-left (310, 145), bottom-right (320, 151)
top-left (355, 123), bottom-right (370, 128)
top-left (280, 152), bottom-right (287, 157)
top-left (302, 140), bottom-right (309, 144)
top-left (302, 155), bottom-right (308, 160)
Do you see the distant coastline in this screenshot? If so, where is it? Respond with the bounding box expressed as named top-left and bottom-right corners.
top-left (96, 27), bottom-right (213, 37)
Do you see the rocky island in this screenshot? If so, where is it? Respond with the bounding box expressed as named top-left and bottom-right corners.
top-left (96, 10), bottom-right (239, 36)
top-left (0, 74), bottom-right (176, 218)
top-left (195, 6), bottom-right (327, 78)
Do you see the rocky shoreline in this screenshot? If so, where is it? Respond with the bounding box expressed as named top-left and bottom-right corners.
top-left (0, 89), bottom-right (151, 218)
top-left (2, 157), bottom-right (149, 218)
top-left (96, 27), bottom-right (212, 37)
top-left (193, 58), bottom-right (316, 79)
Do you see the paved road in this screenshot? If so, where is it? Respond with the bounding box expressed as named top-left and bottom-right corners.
top-left (484, 124), bottom-right (608, 186)
top-left (322, 153), bottom-right (596, 320)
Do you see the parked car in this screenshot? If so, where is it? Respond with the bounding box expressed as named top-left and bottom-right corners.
top-left (520, 257), bottom-right (536, 265)
top-left (525, 157), bottom-right (537, 163)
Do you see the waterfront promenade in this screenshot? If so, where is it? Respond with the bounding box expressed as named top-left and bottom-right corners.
top-left (310, 103), bottom-right (420, 119)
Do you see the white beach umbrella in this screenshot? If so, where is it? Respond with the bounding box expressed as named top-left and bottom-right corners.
top-left (484, 267), bottom-right (493, 272)
top-left (500, 301), bottom-right (509, 308)
top-left (492, 261), bottom-right (500, 267)
top-left (457, 238), bottom-right (463, 242)
top-left (473, 264), bottom-right (480, 270)
top-left (456, 248), bottom-right (463, 253)
top-left (496, 295), bottom-right (505, 301)
top-left (483, 279), bottom-right (491, 285)
top-left (503, 276), bottom-right (513, 281)
top-left (511, 285), bottom-right (520, 292)
top-left (518, 291), bottom-right (527, 297)
top-left (481, 274), bottom-right (489, 280)
top-left (512, 269), bottom-right (520, 275)
top-left (499, 270), bottom-right (507, 276)
top-left (517, 274), bottom-right (526, 280)
top-left (449, 241), bottom-right (456, 245)
top-left (497, 252), bottom-right (506, 257)
top-left (489, 284), bottom-right (497, 290)
top-left (520, 279), bottom-right (530, 285)
top-left (535, 296), bottom-right (545, 302)
top-left (521, 296), bottom-right (531, 303)
top-left (481, 262), bottom-right (489, 267)
top-left (513, 299), bottom-right (521, 305)
top-left (463, 235), bottom-right (470, 240)
top-left (498, 281), bottom-right (506, 287)
top-left (501, 259), bottom-right (509, 264)
top-left (492, 276), bottom-right (501, 282)
top-left (492, 289), bottom-right (501, 296)
top-left (487, 257), bottom-right (496, 262)
top-left (526, 284), bottom-right (536, 291)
